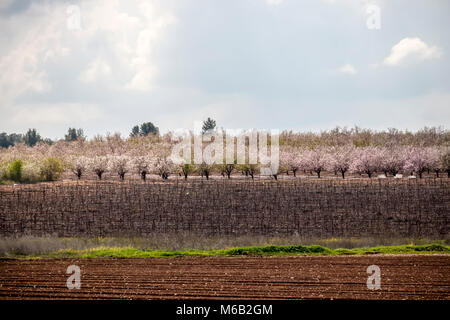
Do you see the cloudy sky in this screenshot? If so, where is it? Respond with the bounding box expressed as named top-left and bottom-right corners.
top-left (0, 0), bottom-right (449, 139)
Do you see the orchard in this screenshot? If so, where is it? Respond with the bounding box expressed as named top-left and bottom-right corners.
top-left (0, 128), bottom-right (449, 183)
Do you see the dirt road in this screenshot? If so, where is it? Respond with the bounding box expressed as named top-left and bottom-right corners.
top-left (0, 255), bottom-right (449, 300)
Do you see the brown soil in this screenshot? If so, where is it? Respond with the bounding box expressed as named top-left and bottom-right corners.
top-left (0, 255), bottom-right (449, 300)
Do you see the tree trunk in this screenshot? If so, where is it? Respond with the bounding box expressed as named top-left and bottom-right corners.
top-left (293, 169), bottom-right (297, 177)
top-left (341, 171), bottom-right (345, 179)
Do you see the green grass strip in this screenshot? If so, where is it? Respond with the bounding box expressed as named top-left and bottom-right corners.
top-left (2, 243), bottom-right (449, 259)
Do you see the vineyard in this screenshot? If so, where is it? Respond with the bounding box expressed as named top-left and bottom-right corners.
top-left (1, 178), bottom-right (448, 238)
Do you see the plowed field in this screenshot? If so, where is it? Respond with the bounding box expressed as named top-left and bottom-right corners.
top-left (0, 255), bottom-right (449, 300)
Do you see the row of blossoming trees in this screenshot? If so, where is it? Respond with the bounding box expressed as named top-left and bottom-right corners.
top-left (1, 131), bottom-right (449, 182)
top-left (69, 145), bottom-right (450, 181)
top-left (280, 145), bottom-right (449, 179)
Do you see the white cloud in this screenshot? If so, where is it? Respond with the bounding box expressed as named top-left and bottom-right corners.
top-left (294, 91), bottom-right (450, 132)
top-left (0, 0), bottom-right (177, 101)
top-left (155, 93), bottom-right (262, 132)
top-left (79, 59), bottom-right (112, 83)
top-left (0, 0), bottom-right (448, 138)
top-left (321, 0), bottom-right (379, 16)
top-left (383, 37), bottom-right (442, 67)
top-left (0, 2), bottom-right (66, 104)
top-left (339, 91), bottom-right (450, 130)
top-left (10, 103), bottom-right (103, 125)
top-left (337, 64), bottom-right (357, 75)
top-left (125, 2), bottom-right (177, 91)
top-left (0, 0), bottom-right (14, 10)
top-left (266, 0), bottom-right (284, 6)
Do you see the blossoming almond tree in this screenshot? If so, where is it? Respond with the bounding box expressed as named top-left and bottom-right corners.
top-left (350, 147), bottom-right (383, 178)
top-left (90, 156), bottom-right (109, 180)
top-left (428, 147), bottom-right (442, 177)
top-left (198, 162), bottom-right (213, 180)
top-left (380, 148), bottom-right (406, 177)
top-left (70, 156), bottom-right (89, 180)
top-left (132, 155), bottom-right (153, 181)
top-left (328, 145), bottom-right (355, 179)
top-left (280, 147), bottom-right (301, 177)
top-left (403, 147), bottom-right (436, 178)
top-left (154, 156), bottom-right (174, 180)
top-left (109, 155), bottom-right (130, 181)
top-left (440, 148), bottom-right (450, 178)
top-left (247, 163), bottom-right (258, 180)
top-left (304, 148), bottom-right (330, 178)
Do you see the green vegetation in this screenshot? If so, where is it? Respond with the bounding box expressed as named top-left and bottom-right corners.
top-left (0, 132), bottom-right (23, 148)
top-left (202, 117), bottom-right (217, 133)
top-left (2, 243), bottom-right (448, 259)
top-left (1, 236), bottom-right (448, 256)
top-left (23, 128), bottom-right (42, 147)
top-left (0, 157), bottom-right (65, 184)
top-left (130, 122), bottom-right (159, 137)
top-left (39, 157), bottom-right (64, 181)
top-left (7, 159), bottom-right (23, 182)
top-left (181, 164), bottom-right (195, 180)
top-left (65, 128), bottom-right (85, 141)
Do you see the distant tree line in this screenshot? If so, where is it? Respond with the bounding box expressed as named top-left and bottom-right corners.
top-left (0, 127), bottom-right (88, 148)
top-left (65, 128), bottom-right (85, 141)
top-left (0, 132), bottom-right (23, 148)
top-left (1, 121), bottom-right (448, 150)
top-left (130, 122), bottom-right (159, 137)
top-left (0, 129), bottom-right (52, 148)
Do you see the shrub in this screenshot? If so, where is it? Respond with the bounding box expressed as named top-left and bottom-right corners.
top-left (0, 161), bottom-right (8, 181)
top-left (22, 161), bottom-right (42, 183)
top-left (7, 159), bottom-right (23, 182)
top-left (40, 157), bottom-right (64, 181)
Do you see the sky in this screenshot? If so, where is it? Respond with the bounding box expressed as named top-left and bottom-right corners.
top-left (0, 0), bottom-right (449, 139)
